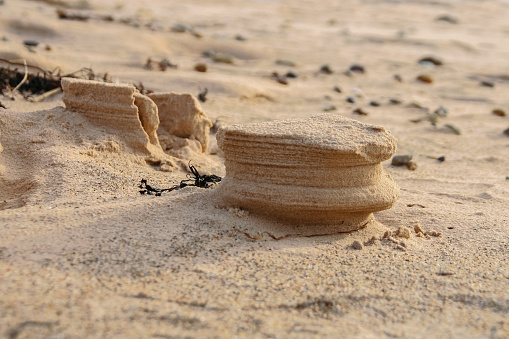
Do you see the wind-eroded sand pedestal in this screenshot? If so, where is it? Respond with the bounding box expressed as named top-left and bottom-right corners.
top-left (216, 114), bottom-right (400, 233)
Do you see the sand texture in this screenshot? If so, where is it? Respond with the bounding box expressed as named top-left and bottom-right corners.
top-left (1, 0), bottom-right (509, 338)
top-left (216, 114), bottom-right (399, 231)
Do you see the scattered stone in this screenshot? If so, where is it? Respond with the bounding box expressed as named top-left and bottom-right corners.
top-left (407, 101), bottom-right (426, 109)
top-left (352, 88), bottom-right (363, 97)
top-left (506, 176), bottom-right (509, 180)
top-left (418, 56), bottom-right (443, 66)
top-left (389, 98), bottom-right (402, 105)
top-left (285, 71), bottom-right (298, 78)
top-left (271, 72), bottom-right (288, 85)
top-left (235, 35), bottom-right (246, 41)
top-left (212, 52), bottom-right (234, 64)
top-left (351, 240), bottom-right (363, 250)
top-left (346, 97), bottom-right (356, 104)
top-left (211, 116), bottom-right (229, 134)
top-left (436, 15), bottom-right (458, 24)
top-left (394, 74), bottom-right (403, 82)
top-left (437, 156), bottom-right (445, 162)
top-left (434, 106), bottom-right (448, 117)
top-left (145, 156), bottom-right (162, 166)
top-left (276, 59), bottom-right (296, 67)
top-left (414, 223), bottom-right (424, 234)
top-left (369, 100), bottom-right (381, 107)
top-left (23, 39), bottom-right (39, 47)
top-left (45, 45), bottom-right (52, 51)
top-left (492, 109), bottom-right (506, 117)
top-left (194, 63), bottom-right (207, 72)
top-left (323, 105), bottom-right (337, 112)
top-left (406, 161), bottom-right (418, 171)
top-left (417, 74), bottom-right (434, 84)
top-left (480, 80), bottom-right (495, 88)
top-left (198, 88), bottom-right (208, 103)
top-left (333, 86), bottom-right (342, 93)
top-left (392, 154), bottom-right (412, 166)
top-left (171, 23), bottom-right (189, 33)
top-left (445, 123), bottom-right (461, 135)
top-left (320, 64), bottom-right (333, 74)
top-left (352, 108), bottom-right (368, 116)
top-left (324, 95), bottom-right (332, 100)
top-left (504, 127), bottom-right (509, 136)
top-left (396, 227), bottom-right (411, 239)
top-left (349, 64), bottom-right (365, 74)
top-left (399, 241), bottom-right (407, 248)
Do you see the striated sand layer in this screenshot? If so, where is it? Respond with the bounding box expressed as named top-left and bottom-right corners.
top-left (1, 0), bottom-right (509, 338)
top-left (216, 114), bottom-right (399, 232)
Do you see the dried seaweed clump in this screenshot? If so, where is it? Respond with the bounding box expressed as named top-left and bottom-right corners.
top-left (216, 113), bottom-right (400, 233)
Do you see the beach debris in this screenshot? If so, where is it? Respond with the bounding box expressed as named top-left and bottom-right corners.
top-left (435, 15), bottom-right (458, 24)
top-left (194, 63), bottom-right (207, 72)
top-left (353, 108), bottom-right (368, 116)
top-left (148, 92), bottom-right (212, 152)
top-left (492, 109), bottom-right (506, 117)
top-left (504, 127), bottom-right (509, 136)
top-left (323, 105), bottom-right (336, 112)
top-left (369, 100), bottom-right (381, 107)
top-left (333, 86), bottom-right (342, 93)
top-left (417, 74), bottom-right (434, 84)
top-left (62, 77), bottom-right (163, 155)
top-left (346, 97), bottom-right (356, 104)
top-left (392, 154), bottom-right (412, 166)
top-left (418, 56), bottom-right (443, 66)
top-left (351, 240), bottom-right (363, 250)
top-left (144, 58), bottom-right (178, 71)
top-left (319, 64), bottom-right (333, 74)
top-left (445, 123), bottom-right (462, 135)
top-left (349, 64), bottom-right (365, 74)
top-left (197, 88), bottom-right (208, 103)
top-left (434, 106), bottom-right (448, 117)
top-left (139, 162), bottom-right (221, 196)
top-left (275, 59), bottom-right (296, 67)
top-left (56, 9), bottom-right (90, 21)
top-left (480, 80), bottom-right (495, 88)
top-left (215, 114), bottom-right (399, 232)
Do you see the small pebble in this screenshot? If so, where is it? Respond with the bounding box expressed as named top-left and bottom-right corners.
top-left (407, 101), bottom-right (425, 109)
top-left (23, 39), bottom-right (39, 47)
top-left (503, 127), bottom-right (509, 136)
top-left (434, 106), bottom-right (448, 117)
top-left (435, 15), bottom-right (458, 24)
top-left (324, 95), bottom-right (332, 100)
top-left (418, 56), bottom-right (443, 66)
top-left (437, 156), bottom-right (445, 162)
top-left (212, 52), bottom-right (234, 64)
top-left (352, 108), bottom-right (368, 116)
top-left (396, 227), bottom-right (411, 239)
top-left (349, 64), bottom-right (365, 74)
top-left (352, 88), bottom-right (363, 97)
top-left (346, 96), bottom-right (356, 104)
top-left (323, 105), bottom-right (337, 112)
top-left (492, 109), bottom-right (506, 117)
top-left (235, 35), bottom-right (246, 41)
top-left (445, 123), bottom-right (461, 135)
top-left (389, 98), bottom-right (402, 105)
top-left (369, 100), bottom-right (381, 107)
top-left (351, 240), bottom-right (363, 250)
top-left (171, 23), bottom-right (189, 32)
top-left (417, 74), bottom-right (434, 84)
top-left (394, 74), bottom-right (403, 82)
top-left (506, 176), bottom-right (509, 180)
top-left (406, 161), bottom-right (418, 171)
top-left (194, 63), bottom-right (207, 72)
top-left (45, 45), bottom-right (52, 51)
top-left (2, 36), bottom-right (9, 41)
top-left (333, 86), bottom-right (342, 93)
top-left (320, 64), bottom-right (333, 74)
top-left (480, 80), bottom-right (495, 88)
top-left (271, 72), bottom-right (288, 85)
top-left (285, 71), bottom-right (298, 78)
top-left (392, 154), bottom-right (412, 166)
top-left (276, 59), bottom-right (296, 67)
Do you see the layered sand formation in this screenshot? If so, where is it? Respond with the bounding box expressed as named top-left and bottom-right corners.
top-left (216, 113), bottom-right (400, 233)
top-left (62, 77), bottom-right (163, 156)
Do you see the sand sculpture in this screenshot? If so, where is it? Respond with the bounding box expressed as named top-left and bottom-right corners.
top-left (148, 93), bottom-right (212, 152)
top-left (62, 77), bottom-right (162, 155)
top-left (216, 113), bottom-right (400, 232)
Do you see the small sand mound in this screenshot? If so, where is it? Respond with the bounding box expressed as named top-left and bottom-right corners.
top-left (216, 113), bottom-right (400, 234)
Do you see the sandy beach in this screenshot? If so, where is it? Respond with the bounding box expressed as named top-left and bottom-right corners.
top-left (1, 0), bottom-right (508, 338)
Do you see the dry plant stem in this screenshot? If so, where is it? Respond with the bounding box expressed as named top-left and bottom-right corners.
top-left (12, 59), bottom-right (28, 93)
top-left (29, 87), bottom-right (63, 102)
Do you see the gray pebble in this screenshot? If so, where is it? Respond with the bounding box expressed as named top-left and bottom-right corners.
top-left (320, 64), bottom-right (333, 74)
top-left (346, 97), bottom-right (356, 104)
top-left (392, 154), bottom-right (413, 166)
top-left (389, 98), bottom-right (402, 105)
top-left (504, 127), bottom-right (509, 136)
top-left (275, 59), bottom-right (296, 67)
top-left (350, 64), bottom-right (365, 74)
top-left (171, 23), bottom-right (189, 32)
top-left (23, 39), bottom-right (39, 47)
top-left (418, 56), bottom-right (443, 66)
top-left (333, 86), bottom-right (342, 93)
top-left (369, 100), bottom-right (381, 107)
top-left (480, 81), bottom-right (495, 88)
top-left (434, 106), bottom-right (448, 117)
top-left (351, 240), bottom-right (363, 250)
top-left (323, 105), bottom-right (337, 112)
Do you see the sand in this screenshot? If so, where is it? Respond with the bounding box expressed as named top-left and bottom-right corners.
top-left (1, 0), bottom-right (508, 338)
